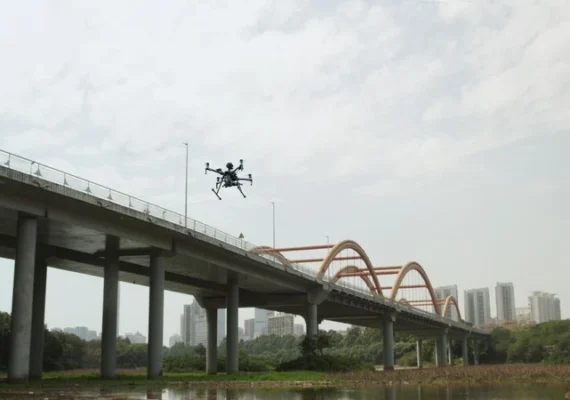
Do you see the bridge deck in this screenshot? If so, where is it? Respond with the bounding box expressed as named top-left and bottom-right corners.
top-left (0, 162), bottom-right (488, 340)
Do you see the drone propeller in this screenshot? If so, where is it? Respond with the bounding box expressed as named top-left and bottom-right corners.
top-left (248, 173), bottom-right (253, 185)
top-left (239, 159), bottom-right (244, 170)
top-left (205, 162), bottom-right (209, 174)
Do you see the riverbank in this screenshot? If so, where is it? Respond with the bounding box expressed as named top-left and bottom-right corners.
top-left (1, 364), bottom-right (569, 391)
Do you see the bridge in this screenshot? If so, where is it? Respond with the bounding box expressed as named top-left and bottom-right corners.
top-left (0, 148), bottom-right (488, 383)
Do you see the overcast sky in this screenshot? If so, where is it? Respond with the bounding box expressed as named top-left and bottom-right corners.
top-left (1, 0), bottom-right (569, 346)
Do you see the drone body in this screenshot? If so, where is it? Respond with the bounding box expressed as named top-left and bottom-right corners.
top-left (204, 159), bottom-right (253, 200)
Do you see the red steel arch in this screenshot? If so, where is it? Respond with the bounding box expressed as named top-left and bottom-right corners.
top-left (249, 246), bottom-right (294, 268)
top-left (389, 261), bottom-right (440, 316)
top-left (316, 240), bottom-right (382, 296)
top-left (331, 265), bottom-right (376, 293)
top-left (441, 295), bottom-right (462, 321)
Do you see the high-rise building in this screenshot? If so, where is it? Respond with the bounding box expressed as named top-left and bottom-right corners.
top-left (515, 307), bottom-right (532, 325)
top-left (244, 318), bottom-right (255, 340)
top-left (63, 326), bottom-right (98, 341)
top-left (495, 282), bottom-right (516, 322)
top-left (180, 301), bottom-right (226, 347)
top-left (294, 324), bottom-right (305, 336)
top-left (529, 291), bottom-right (562, 323)
top-left (268, 314), bottom-right (294, 336)
top-left (435, 285), bottom-right (459, 319)
top-left (464, 288), bottom-right (491, 326)
top-left (254, 308), bottom-right (274, 338)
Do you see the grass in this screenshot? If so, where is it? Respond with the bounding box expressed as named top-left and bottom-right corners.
top-left (1, 364), bottom-right (570, 391)
top-left (331, 363), bottom-right (570, 386)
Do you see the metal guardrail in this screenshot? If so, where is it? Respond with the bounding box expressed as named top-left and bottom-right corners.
top-left (0, 148), bottom-right (482, 333)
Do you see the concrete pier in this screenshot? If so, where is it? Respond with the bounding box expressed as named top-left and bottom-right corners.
top-left (29, 256), bottom-right (48, 379)
top-left (101, 235), bottom-right (120, 379)
top-left (8, 215), bottom-right (38, 383)
top-left (416, 339), bottom-right (423, 368)
top-left (147, 254), bottom-right (165, 379)
top-left (435, 329), bottom-right (448, 367)
top-left (382, 314), bottom-right (395, 371)
top-left (462, 338), bottom-right (469, 367)
top-left (305, 303), bottom-right (318, 337)
top-left (206, 308), bottom-right (218, 374)
top-left (226, 276), bottom-right (239, 374)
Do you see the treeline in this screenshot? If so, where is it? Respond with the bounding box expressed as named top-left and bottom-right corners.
top-left (1, 311), bottom-right (569, 373)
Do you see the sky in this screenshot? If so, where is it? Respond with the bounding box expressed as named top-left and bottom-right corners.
top-left (1, 0), bottom-right (569, 346)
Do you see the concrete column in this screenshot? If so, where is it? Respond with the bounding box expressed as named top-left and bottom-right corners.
top-left (306, 303), bottom-right (318, 337)
top-left (101, 235), bottom-right (120, 379)
top-left (226, 276), bottom-right (239, 374)
top-left (382, 314), bottom-right (395, 371)
top-left (147, 254), bottom-right (165, 379)
top-left (416, 339), bottom-right (423, 368)
top-left (462, 338), bottom-right (469, 367)
top-left (473, 340), bottom-right (479, 365)
top-left (206, 308), bottom-right (218, 374)
top-left (8, 215), bottom-right (38, 383)
top-left (447, 339), bottom-right (452, 365)
top-left (29, 256), bottom-right (48, 380)
top-left (435, 330), bottom-right (448, 367)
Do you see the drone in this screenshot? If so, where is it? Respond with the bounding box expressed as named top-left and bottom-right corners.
top-left (204, 159), bottom-right (253, 200)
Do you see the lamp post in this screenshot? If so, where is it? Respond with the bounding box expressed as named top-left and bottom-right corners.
top-left (183, 142), bottom-right (188, 227)
top-left (271, 201), bottom-right (275, 249)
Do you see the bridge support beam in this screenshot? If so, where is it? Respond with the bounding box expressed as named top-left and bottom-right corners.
top-left (206, 308), bottom-right (218, 374)
top-left (382, 313), bottom-right (396, 371)
top-left (416, 339), bottom-right (423, 369)
top-left (473, 340), bottom-right (479, 365)
top-left (226, 276), bottom-right (239, 374)
top-left (462, 338), bottom-right (469, 367)
top-left (29, 255), bottom-right (48, 380)
top-left (304, 287), bottom-right (329, 337)
top-left (101, 235), bottom-right (120, 379)
top-left (147, 253), bottom-right (165, 379)
top-left (447, 339), bottom-right (452, 365)
top-left (8, 214), bottom-right (38, 383)
top-left (435, 329), bottom-right (448, 367)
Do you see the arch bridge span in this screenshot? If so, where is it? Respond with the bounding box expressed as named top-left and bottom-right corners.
top-left (249, 239), bottom-right (464, 322)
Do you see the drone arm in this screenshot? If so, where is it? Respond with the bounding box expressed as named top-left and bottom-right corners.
top-left (205, 167), bottom-right (223, 175)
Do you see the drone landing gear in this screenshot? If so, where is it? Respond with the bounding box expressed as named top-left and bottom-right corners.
top-left (237, 185), bottom-right (247, 198)
top-left (212, 188), bottom-right (222, 200)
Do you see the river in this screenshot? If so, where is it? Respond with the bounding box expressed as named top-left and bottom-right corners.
top-left (13, 384), bottom-right (569, 399)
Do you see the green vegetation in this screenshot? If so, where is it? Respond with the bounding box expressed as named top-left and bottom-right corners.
top-left (1, 310), bottom-right (570, 378)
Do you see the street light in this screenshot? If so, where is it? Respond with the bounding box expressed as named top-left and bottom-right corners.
top-left (271, 201), bottom-right (275, 249)
top-left (183, 142), bottom-right (188, 227)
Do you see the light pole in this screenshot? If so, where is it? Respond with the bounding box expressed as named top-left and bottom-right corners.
top-left (183, 142), bottom-right (188, 227)
top-left (271, 201), bottom-right (276, 249)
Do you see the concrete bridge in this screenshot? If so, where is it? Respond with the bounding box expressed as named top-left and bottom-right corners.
top-left (0, 149), bottom-right (488, 382)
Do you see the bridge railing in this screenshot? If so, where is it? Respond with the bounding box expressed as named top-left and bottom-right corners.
top-left (0, 149), bottom-right (261, 253)
top-left (0, 148), bottom-right (481, 332)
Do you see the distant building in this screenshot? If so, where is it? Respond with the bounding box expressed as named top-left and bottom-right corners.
top-left (169, 333), bottom-right (183, 347)
top-left (125, 332), bottom-right (146, 344)
top-left (495, 282), bottom-right (516, 322)
top-left (180, 300), bottom-right (226, 347)
top-left (254, 308), bottom-right (275, 338)
top-left (435, 285), bottom-right (458, 319)
top-left (238, 327), bottom-right (244, 341)
top-left (464, 288), bottom-right (491, 326)
top-left (294, 324), bottom-right (305, 336)
top-left (267, 313), bottom-right (294, 337)
top-left (515, 307), bottom-right (532, 325)
top-left (63, 326), bottom-right (98, 341)
top-left (529, 291), bottom-right (562, 323)
top-left (244, 318), bottom-right (255, 340)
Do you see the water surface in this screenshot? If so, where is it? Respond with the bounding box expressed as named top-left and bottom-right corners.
top-left (13, 384), bottom-right (569, 399)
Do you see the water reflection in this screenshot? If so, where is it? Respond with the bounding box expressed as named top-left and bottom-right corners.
top-left (5, 384), bottom-right (568, 399)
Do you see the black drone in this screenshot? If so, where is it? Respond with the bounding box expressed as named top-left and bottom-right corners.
top-left (205, 159), bottom-right (253, 200)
